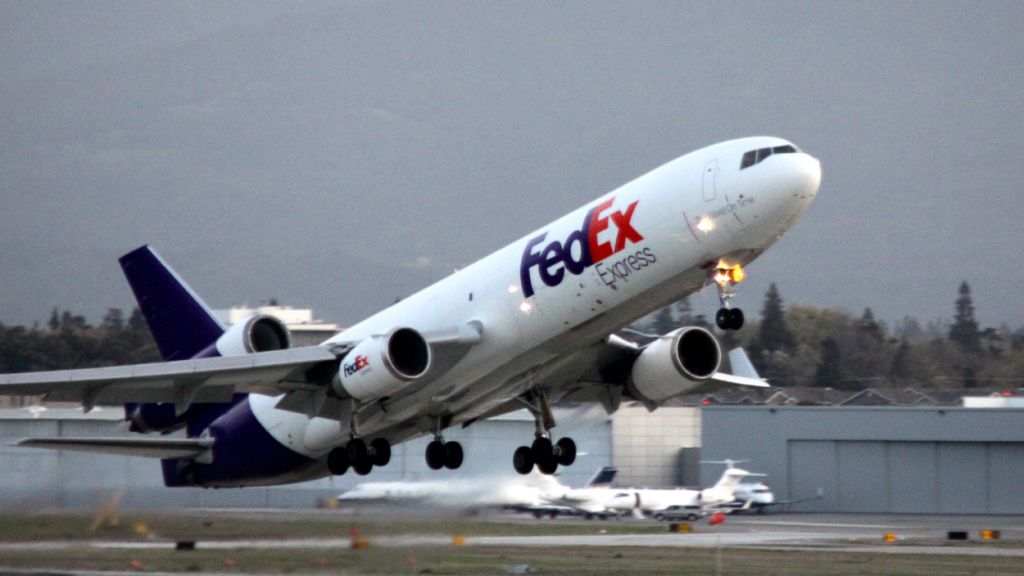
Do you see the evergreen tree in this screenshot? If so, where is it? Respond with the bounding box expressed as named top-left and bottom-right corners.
top-left (752, 283), bottom-right (795, 353)
top-left (949, 281), bottom-right (981, 353)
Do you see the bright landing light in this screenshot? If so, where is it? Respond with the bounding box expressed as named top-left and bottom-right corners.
top-left (696, 215), bottom-right (715, 233)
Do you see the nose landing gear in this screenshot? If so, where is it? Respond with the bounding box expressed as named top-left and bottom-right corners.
top-left (712, 263), bottom-right (745, 331)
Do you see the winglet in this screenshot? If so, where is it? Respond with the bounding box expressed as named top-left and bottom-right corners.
top-left (119, 246), bottom-right (225, 361)
top-left (727, 348), bottom-right (761, 379)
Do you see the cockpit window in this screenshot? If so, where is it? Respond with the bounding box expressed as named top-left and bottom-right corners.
top-left (739, 144), bottom-right (798, 170)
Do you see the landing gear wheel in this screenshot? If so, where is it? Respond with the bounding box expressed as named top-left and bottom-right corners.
top-left (327, 447), bottom-right (349, 476)
top-left (370, 438), bottom-right (391, 466)
top-left (728, 308), bottom-right (744, 330)
top-left (555, 437), bottom-right (577, 466)
top-left (531, 436), bottom-right (553, 462)
top-left (344, 438), bottom-right (373, 475)
top-left (513, 446), bottom-right (535, 474)
top-left (425, 439), bottom-right (446, 470)
top-left (716, 307), bottom-right (745, 330)
top-left (352, 456), bottom-right (373, 476)
top-left (537, 453), bottom-right (558, 475)
top-left (532, 437), bottom-right (557, 474)
top-left (444, 441), bottom-right (464, 470)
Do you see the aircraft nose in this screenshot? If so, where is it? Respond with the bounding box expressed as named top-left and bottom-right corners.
top-left (784, 153), bottom-right (821, 201)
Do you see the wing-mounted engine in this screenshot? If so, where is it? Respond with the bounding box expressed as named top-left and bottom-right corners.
top-left (332, 327), bottom-right (431, 401)
top-left (214, 314), bottom-right (291, 356)
top-left (626, 326), bottom-right (722, 407)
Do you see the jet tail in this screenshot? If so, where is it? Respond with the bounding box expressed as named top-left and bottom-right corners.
top-left (119, 246), bottom-right (225, 361)
top-left (587, 466), bottom-right (617, 487)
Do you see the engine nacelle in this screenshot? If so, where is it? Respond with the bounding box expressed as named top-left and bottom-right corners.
top-left (627, 326), bottom-right (722, 405)
top-left (332, 327), bottom-right (431, 401)
top-left (214, 314), bottom-right (291, 356)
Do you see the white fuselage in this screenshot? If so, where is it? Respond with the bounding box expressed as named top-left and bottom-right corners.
top-left (247, 137), bottom-right (820, 466)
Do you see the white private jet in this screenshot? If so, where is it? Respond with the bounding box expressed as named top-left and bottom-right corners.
top-left (0, 137), bottom-right (819, 487)
top-left (604, 464), bottom-right (759, 519)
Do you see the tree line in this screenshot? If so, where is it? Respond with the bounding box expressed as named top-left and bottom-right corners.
top-left (634, 281), bottom-right (1024, 390)
top-left (0, 308), bottom-right (159, 374)
top-left (2, 281), bottom-right (1022, 392)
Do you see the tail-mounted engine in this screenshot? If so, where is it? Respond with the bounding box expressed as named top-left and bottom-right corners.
top-left (627, 326), bottom-right (722, 406)
top-left (214, 314), bottom-right (291, 356)
top-left (332, 327), bottom-right (431, 401)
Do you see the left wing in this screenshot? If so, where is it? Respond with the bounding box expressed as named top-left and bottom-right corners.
top-left (0, 346), bottom-right (338, 413)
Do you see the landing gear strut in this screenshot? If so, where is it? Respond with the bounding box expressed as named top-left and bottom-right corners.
top-left (712, 263), bottom-right (745, 331)
top-left (425, 417), bottom-right (464, 470)
top-left (512, 389), bottom-right (577, 475)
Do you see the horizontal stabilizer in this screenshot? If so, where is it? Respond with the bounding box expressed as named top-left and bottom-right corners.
top-left (17, 436), bottom-right (213, 459)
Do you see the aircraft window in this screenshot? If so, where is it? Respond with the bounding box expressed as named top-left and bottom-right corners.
top-left (740, 144), bottom-right (798, 170)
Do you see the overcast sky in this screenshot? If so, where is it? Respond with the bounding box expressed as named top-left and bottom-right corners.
top-left (2, 1), bottom-right (1022, 331)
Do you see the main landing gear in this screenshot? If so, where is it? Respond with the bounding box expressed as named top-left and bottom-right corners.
top-left (328, 401), bottom-right (392, 476)
top-left (512, 390), bottom-right (577, 475)
top-left (425, 417), bottom-right (464, 470)
top-left (327, 436), bottom-right (391, 476)
top-left (712, 263), bottom-right (746, 331)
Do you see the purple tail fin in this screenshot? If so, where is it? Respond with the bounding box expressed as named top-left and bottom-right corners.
top-left (119, 246), bottom-right (225, 361)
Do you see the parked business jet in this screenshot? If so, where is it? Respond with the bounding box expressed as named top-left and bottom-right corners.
top-left (603, 463), bottom-right (757, 519)
top-left (0, 137), bottom-right (819, 488)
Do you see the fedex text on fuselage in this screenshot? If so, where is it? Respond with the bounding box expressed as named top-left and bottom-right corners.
top-left (519, 197), bottom-right (651, 296)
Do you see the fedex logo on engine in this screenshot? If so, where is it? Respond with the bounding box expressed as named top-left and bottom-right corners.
top-left (343, 354), bottom-right (369, 377)
top-left (520, 197), bottom-right (652, 297)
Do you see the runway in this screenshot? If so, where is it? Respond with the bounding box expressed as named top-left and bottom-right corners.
top-left (3, 513), bottom-right (1023, 558)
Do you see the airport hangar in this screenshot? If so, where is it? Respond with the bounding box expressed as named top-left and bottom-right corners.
top-left (2, 307), bottom-right (1022, 513)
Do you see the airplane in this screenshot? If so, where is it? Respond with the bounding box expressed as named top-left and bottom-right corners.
top-left (337, 466), bottom-right (617, 518)
top-left (603, 463), bottom-right (758, 519)
top-left (0, 136), bottom-right (820, 488)
top-left (534, 466), bottom-right (624, 519)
